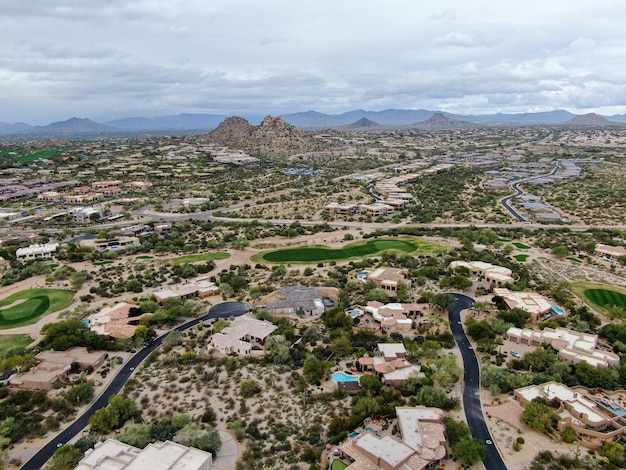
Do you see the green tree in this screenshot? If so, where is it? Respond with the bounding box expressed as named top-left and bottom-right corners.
top-left (303, 355), bottom-right (331, 384)
top-left (190, 425), bottom-right (222, 455)
top-left (453, 436), bottom-right (487, 465)
top-left (66, 382), bottom-right (94, 405)
top-left (551, 246), bottom-right (569, 258)
top-left (359, 374), bottom-right (382, 395)
top-left (48, 445), bottom-right (84, 470)
top-left (164, 330), bottom-right (184, 346)
top-left (599, 440), bottom-right (624, 465)
top-left (353, 396), bottom-right (380, 419)
top-left (330, 335), bottom-right (353, 357)
top-left (233, 238), bottom-right (250, 250)
top-left (263, 335), bottom-right (290, 364)
top-left (212, 319), bottom-right (231, 334)
top-left (521, 398), bottom-right (560, 433)
top-left (433, 355), bottom-right (462, 387)
top-left (240, 379), bottom-right (261, 398)
top-left (444, 417), bottom-right (471, 445)
top-left (432, 293), bottom-right (456, 312)
top-left (117, 423), bottom-right (152, 448)
top-left (89, 408), bottom-right (114, 433)
top-left (415, 386), bottom-right (457, 410)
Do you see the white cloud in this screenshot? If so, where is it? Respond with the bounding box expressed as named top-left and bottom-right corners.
top-left (1, 0), bottom-right (626, 123)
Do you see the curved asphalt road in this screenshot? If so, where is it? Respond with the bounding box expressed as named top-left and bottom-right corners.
top-left (21, 302), bottom-right (250, 470)
top-left (500, 162), bottom-right (561, 223)
top-left (448, 293), bottom-right (507, 470)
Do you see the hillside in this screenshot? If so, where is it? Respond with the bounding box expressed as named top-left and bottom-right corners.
top-left (208, 115), bottom-right (329, 158)
top-left (341, 118), bottom-right (387, 131)
top-left (405, 113), bottom-right (479, 130)
top-left (565, 113), bottom-right (613, 126)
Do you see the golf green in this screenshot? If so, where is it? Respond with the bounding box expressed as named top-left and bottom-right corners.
top-left (514, 254), bottom-right (529, 262)
top-left (512, 242), bottom-right (531, 249)
top-left (256, 237), bottom-right (446, 264)
top-left (585, 289), bottom-right (626, 310)
top-left (0, 289), bottom-right (74, 329)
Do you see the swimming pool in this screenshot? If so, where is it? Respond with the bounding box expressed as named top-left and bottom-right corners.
top-left (349, 431), bottom-right (359, 439)
top-left (356, 270), bottom-right (371, 283)
top-left (331, 371), bottom-right (360, 383)
top-left (552, 304), bottom-right (565, 316)
top-left (596, 399), bottom-right (626, 417)
top-left (346, 309), bottom-right (363, 318)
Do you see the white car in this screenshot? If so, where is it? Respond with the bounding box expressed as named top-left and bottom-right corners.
top-left (510, 350), bottom-right (522, 358)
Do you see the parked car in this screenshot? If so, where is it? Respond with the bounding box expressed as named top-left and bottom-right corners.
top-left (510, 350), bottom-right (522, 358)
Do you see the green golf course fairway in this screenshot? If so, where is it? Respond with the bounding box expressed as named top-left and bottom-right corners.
top-left (571, 282), bottom-right (626, 315)
top-left (585, 289), bottom-right (626, 310)
top-left (0, 334), bottom-right (32, 356)
top-left (254, 237), bottom-right (446, 264)
top-left (0, 289), bottom-right (74, 329)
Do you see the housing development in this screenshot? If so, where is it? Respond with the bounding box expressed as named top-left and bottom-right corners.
top-left (0, 116), bottom-right (626, 470)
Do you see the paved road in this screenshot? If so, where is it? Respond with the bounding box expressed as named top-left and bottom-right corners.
top-left (448, 293), bottom-right (508, 470)
top-left (21, 302), bottom-right (251, 470)
top-left (500, 162), bottom-right (561, 223)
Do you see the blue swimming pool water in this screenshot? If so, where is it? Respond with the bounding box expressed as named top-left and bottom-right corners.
top-left (365, 427), bottom-right (375, 433)
top-left (596, 400), bottom-right (626, 416)
top-left (331, 372), bottom-right (360, 383)
top-left (349, 431), bottom-right (359, 439)
top-left (552, 304), bottom-right (565, 315)
top-left (346, 310), bottom-right (360, 318)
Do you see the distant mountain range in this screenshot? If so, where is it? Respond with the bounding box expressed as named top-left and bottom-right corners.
top-left (1, 109), bottom-right (625, 138)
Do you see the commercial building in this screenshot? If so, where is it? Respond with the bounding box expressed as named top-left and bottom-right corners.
top-left (75, 438), bottom-right (212, 470)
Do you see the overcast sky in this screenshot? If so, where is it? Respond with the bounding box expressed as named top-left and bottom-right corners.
top-left (2, 0), bottom-right (626, 124)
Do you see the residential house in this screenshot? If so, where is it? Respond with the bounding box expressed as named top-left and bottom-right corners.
top-left (75, 438), bottom-right (212, 470)
top-left (506, 326), bottom-right (620, 368)
top-left (338, 406), bottom-right (446, 470)
top-left (16, 243), bottom-right (59, 261)
top-left (209, 314), bottom-right (277, 356)
top-left (367, 267), bottom-right (410, 293)
top-left (10, 348), bottom-right (105, 391)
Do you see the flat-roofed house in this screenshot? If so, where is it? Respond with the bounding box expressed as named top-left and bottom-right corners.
top-left (506, 326), bottom-right (619, 368)
top-left (209, 314), bottom-right (277, 356)
top-left (367, 267), bottom-right (410, 293)
top-left (339, 406), bottom-right (446, 469)
top-left (493, 287), bottom-right (553, 323)
top-left (75, 438), bottom-right (212, 470)
top-left (326, 202), bottom-right (358, 216)
top-left (16, 243), bottom-right (59, 261)
top-left (514, 381), bottom-right (626, 449)
top-left (596, 244), bottom-right (626, 260)
top-left (10, 347), bottom-right (105, 391)
top-left (449, 261), bottom-right (514, 285)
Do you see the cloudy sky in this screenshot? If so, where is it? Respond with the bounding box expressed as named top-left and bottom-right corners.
top-left (2, 0), bottom-right (626, 124)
